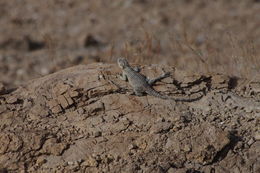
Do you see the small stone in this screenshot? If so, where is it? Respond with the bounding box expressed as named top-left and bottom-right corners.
top-left (36, 156), bottom-right (47, 166)
top-left (150, 121), bottom-right (173, 134)
top-left (51, 105), bottom-right (62, 114)
top-left (69, 90), bottom-right (79, 98)
top-left (67, 161), bottom-right (74, 165)
top-left (128, 143), bottom-right (138, 150)
top-left (77, 108), bottom-right (85, 114)
top-left (212, 75), bottom-right (226, 84)
top-left (183, 144), bottom-right (191, 152)
top-left (47, 99), bottom-right (59, 109)
top-left (247, 138), bottom-right (255, 146)
top-left (6, 96), bottom-right (18, 104)
top-left (94, 131), bottom-right (102, 137)
top-left (57, 95), bottom-right (69, 109)
top-left (40, 109), bottom-right (49, 117)
top-left (0, 105), bottom-right (6, 114)
top-left (167, 168), bottom-right (176, 173)
top-left (64, 93), bottom-right (74, 106)
top-left (53, 83), bottom-right (70, 95)
top-left (99, 75), bottom-right (103, 79)
top-left (82, 157), bottom-right (98, 167)
top-left (28, 112), bottom-right (40, 121)
top-left (23, 99), bottom-right (33, 108)
top-left (27, 166), bottom-right (37, 172)
top-left (254, 132), bottom-right (260, 141)
top-left (40, 138), bottom-right (67, 156)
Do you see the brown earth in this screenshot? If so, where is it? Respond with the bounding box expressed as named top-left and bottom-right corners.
top-left (0, 0), bottom-right (260, 172)
top-left (0, 63), bottom-right (260, 172)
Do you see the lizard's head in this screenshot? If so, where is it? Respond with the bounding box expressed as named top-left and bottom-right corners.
top-left (117, 57), bottom-right (129, 69)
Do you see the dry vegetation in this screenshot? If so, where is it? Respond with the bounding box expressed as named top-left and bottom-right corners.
top-left (0, 0), bottom-right (259, 88)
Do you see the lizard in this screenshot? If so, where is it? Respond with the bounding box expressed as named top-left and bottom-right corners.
top-left (117, 57), bottom-right (201, 102)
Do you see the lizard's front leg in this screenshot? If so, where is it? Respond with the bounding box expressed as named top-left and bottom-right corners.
top-left (132, 66), bottom-right (141, 72)
top-left (119, 71), bottom-right (128, 81)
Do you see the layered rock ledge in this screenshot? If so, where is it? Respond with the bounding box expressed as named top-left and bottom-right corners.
top-left (0, 63), bottom-right (259, 172)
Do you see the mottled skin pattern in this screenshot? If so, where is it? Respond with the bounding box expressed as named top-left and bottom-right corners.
top-left (117, 57), bottom-right (181, 100)
top-left (117, 57), bottom-right (203, 102)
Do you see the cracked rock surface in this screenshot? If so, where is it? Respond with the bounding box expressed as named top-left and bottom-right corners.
top-left (0, 63), bottom-right (259, 172)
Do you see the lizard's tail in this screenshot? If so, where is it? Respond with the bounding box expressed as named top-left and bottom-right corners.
top-left (145, 87), bottom-right (202, 102)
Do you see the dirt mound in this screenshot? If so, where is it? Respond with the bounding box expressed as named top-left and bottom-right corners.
top-left (0, 63), bottom-right (259, 172)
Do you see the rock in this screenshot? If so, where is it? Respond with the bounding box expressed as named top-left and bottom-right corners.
top-left (166, 123), bottom-right (230, 165)
top-left (82, 157), bottom-right (98, 167)
top-left (47, 99), bottom-right (63, 113)
top-left (6, 96), bottom-right (18, 104)
top-left (128, 143), bottom-right (138, 150)
top-left (47, 99), bottom-right (59, 109)
top-left (212, 74), bottom-right (227, 84)
top-left (211, 74), bottom-right (229, 89)
top-left (150, 119), bottom-right (173, 134)
top-left (77, 107), bottom-right (85, 114)
top-left (247, 138), bottom-right (255, 146)
top-left (36, 156), bottom-right (47, 166)
top-left (93, 131), bottom-right (102, 137)
top-left (0, 63), bottom-right (258, 172)
top-left (52, 83), bottom-right (70, 96)
top-left (255, 132), bottom-right (260, 141)
top-left (22, 99), bottom-right (33, 108)
top-left (40, 138), bottom-right (68, 156)
top-left (57, 95), bottom-right (70, 109)
top-left (69, 90), bottom-right (79, 98)
top-left (51, 105), bottom-right (63, 114)
top-left (0, 105), bottom-right (7, 114)
top-left (64, 93), bottom-right (74, 106)
top-left (0, 112), bottom-right (14, 130)
top-left (0, 133), bottom-right (23, 153)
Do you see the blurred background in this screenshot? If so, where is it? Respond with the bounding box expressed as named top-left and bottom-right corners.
top-left (0, 0), bottom-right (259, 88)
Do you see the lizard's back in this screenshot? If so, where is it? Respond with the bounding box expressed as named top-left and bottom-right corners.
top-left (124, 67), bottom-right (149, 90)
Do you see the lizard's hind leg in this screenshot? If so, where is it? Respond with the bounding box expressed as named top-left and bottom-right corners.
top-left (147, 72), bottom-right (171, 85)
top-left (134, 88), bottom-right (145, 96)
top-left (133, 66), bottom-right (141, 72)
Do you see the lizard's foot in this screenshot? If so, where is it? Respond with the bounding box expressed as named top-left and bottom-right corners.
top-left (133, 66), bottom-right (141, 72)
top-left (118, 73), bottom-right (128, 81)
top-left (134, 88), bottom-right (145, 96)
top-left (162, 72), bottom-right (171, 78)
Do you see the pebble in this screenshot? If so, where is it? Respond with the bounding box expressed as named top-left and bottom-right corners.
top-left (6, 96), bottom-right (18, 104)
top-left (254, 132), bottom-right (260, 141)
top-left (247, 138), bottom-right (255, 146)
